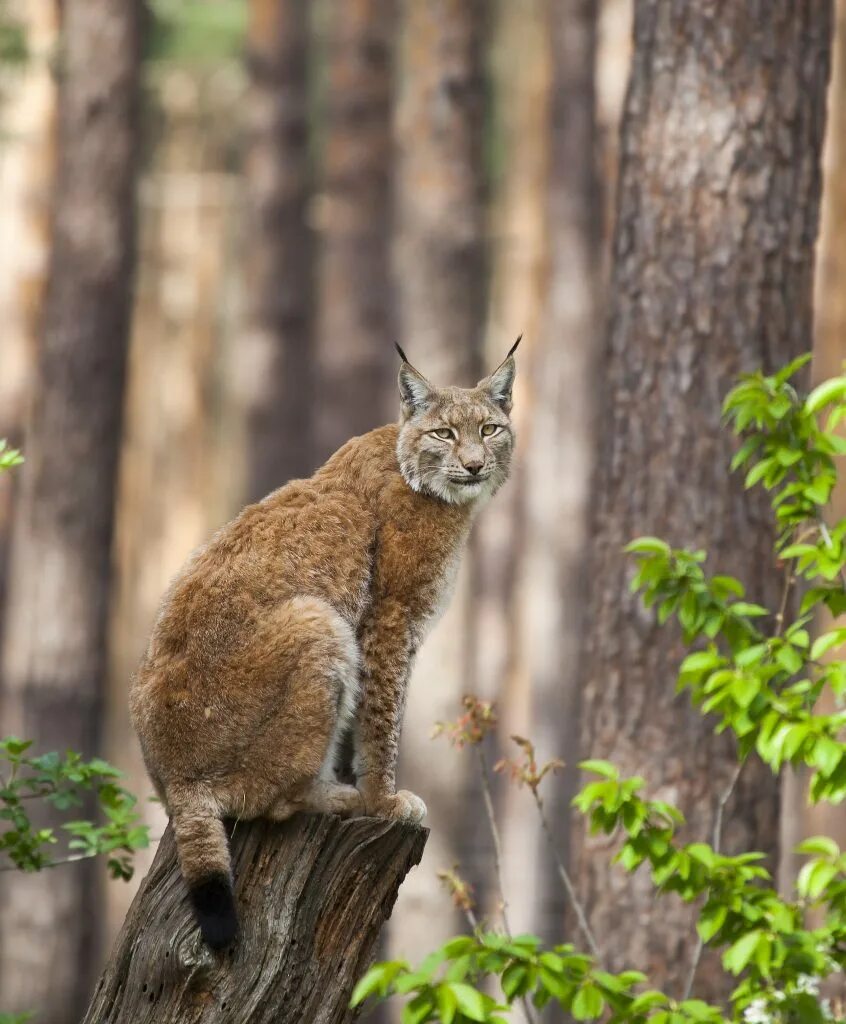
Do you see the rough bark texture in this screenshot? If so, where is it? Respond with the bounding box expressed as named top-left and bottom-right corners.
top-left (0, 1), bottom-right (141, 1019)
top-left (779, 0), bottom-right (846, 893)
top-left (575, 0), bottom-right (832, 996)
top-left (242, 0), bottom-right (316, 499)
top-left (314, 0), bottom-right (396, 461)
top-left (0, 0), bottom-right (57, 632)
top-left (387, 0), bottom-right (491, 964)
top-left (83, 815), bottom-right (427, 1024)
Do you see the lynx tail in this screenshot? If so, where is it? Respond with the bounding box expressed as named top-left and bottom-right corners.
top-left (172, 800), bottom-right (238, 950)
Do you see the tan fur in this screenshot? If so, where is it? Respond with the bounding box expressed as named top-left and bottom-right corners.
top-left (130, 347), bottom-right (518, 894)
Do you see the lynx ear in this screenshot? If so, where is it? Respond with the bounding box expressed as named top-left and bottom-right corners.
top-left (396, 343), bottom-right (436, 417)
top-left (478, 335), bottom-right (521, 413)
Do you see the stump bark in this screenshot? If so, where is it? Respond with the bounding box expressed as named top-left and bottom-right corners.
top-left (83, 815), bottom-right (427, 1024)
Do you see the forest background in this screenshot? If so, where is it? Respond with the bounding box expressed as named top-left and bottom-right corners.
top-left (0, 1), bottom-right (844, 1023)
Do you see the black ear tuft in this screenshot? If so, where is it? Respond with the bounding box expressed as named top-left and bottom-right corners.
top-left (506, 334), bottom-right (522, 359)
top-left (395, 342), bottom-right (411, 363)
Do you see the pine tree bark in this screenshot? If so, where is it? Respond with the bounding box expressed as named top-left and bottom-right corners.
top-left (82, 816), bottom-right (426, 1024)
top-left (388, 0), bottom-right (490, 964)
top-left (780, 0), bottom-right (846, 892)
top-left (0, 0), bottom-right (57, 653)
top-left (574, 0), bottom-right (833, 996)
top-left (242, 0), bottom-right (316, 500)
top-left (0, 1), bottom-right (142, 1019)
top-left (314, 0), bottom-right (397, 461)
top-left (509, 0), bottom-right (601, 943)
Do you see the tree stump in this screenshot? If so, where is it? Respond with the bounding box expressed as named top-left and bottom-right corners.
top-left (82, 815), bottom-right (427, 1024)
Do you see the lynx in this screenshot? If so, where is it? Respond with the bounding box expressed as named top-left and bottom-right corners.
top-left (130, 340), bottom-right (520, 949)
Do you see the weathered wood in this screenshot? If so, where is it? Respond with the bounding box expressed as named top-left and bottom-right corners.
top-left (83, 815), bottom-right (427, 1024)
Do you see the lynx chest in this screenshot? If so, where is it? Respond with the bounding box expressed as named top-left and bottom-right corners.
top-left (369, 484), bottom-right (474, 647)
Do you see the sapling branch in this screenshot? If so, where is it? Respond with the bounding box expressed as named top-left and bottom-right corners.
top-left (681, 759), bottom-right (744, 1001)
top-left (683, 556), bottom-right (796, 1000)
top-left (531, 786), bottom-right (603, 962)
top-left (476, 747), bottom-right (537, 1024)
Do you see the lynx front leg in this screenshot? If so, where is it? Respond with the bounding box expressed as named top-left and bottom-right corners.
top-left (354, 601), bottom-right (427, 824)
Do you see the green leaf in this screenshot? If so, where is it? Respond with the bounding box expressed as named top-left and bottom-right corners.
top-left (811, 630), bottom-right (846, 660)
top-left (811, 736), bottom-right (842, 776)
top-left (401, 993), bottom-right (434, 1024)
top-left (572, 984), bottom-right (604, 1020)
top-left (350, 962), bottom-right (407, 1006)
top-left (625, 537), bottom-right (671, 556)
top-left (806, 376), bottom-right (846, 414)
top-left (578, 760), bottom-right (618, 779)
top-left (796, 835), bottom-right (840, 858)
top-left (696, 904), bottom-right (727, 942)
top-left (722, 930), bottom-right (762, 974)
top-left (447, 983), bottom-right (487, 1022)
top-left (436, 984), bottom-right (458, 1024)
top-left (501, 963), bottom-right (528, 1000)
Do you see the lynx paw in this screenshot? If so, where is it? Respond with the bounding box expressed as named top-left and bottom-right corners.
top-left (367, 789), bottom-right (427, 824)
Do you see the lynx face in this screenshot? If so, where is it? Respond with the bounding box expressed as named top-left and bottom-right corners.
top-left (395, 347), bottom-right (518, 506)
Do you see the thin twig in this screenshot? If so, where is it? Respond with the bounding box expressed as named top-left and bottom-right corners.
top-left (681, 760), bottom-right (743, 1000)
top-left (532, 790), bottom-right (602, 962)
top-left (463, 903), bottom-right (480, 933)
top-left (476, 747), bottom-right (537, 1024)
top-left (817, 515), bottom-right (846, 591)
top-left (683, 557), bottom-right (796, 1000)
top-left (0, 833), bottom-right (162, 873)
top-left (477, 747), bottom-right (512, 935)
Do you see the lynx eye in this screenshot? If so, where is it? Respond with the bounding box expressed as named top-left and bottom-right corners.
top-left (432, 427), bottom-right (455, 441)
top-left (480, 423), bottom-right (501, 438)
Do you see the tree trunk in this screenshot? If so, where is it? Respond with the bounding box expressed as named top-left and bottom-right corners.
top-left (104, 70), bottom-right (242, 946)
top-left (0, 1), bottom-right (142, 1019)
top-left (481, 0), bottom-right (553, 938)
top-left (313, 0), bottom-right (397, 461)
top-left (0, 0), bottom-right (57, 651)
top-left (779, 0), bottom-right (846, 894)
top-left (83, 815), bottom-right (426, 1024)
top-left (242, 0), bottom-right (316, 500)
top-left (387, 0), bottom-right (490, 966)
top-left (574, 0), bottom-right (832, 997)
top-left (502, 0), bottom-right (601, 944)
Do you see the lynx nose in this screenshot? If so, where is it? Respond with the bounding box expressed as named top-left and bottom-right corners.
top-left (463, 460), bottom-right (483, 476)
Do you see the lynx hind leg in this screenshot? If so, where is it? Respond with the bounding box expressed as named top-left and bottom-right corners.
top-left (247, 596), bottom-right (361, 817)
top-left (267, 779), bottom-right (363, 820)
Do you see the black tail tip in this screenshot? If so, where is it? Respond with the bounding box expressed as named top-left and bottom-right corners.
top-left (188, 873), bottom-right (238, 951)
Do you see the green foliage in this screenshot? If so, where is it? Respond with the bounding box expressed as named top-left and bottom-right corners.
top-left (0, 440), bottom-right (23, 471)
top-left (354, 358), bottom-right (846, 1023)
top-left (0, 738), bottom-right (150, 880)
top-left (0, 0), bottom-right (26, 70)
top-left (146, 0), bottom-right (247, 65)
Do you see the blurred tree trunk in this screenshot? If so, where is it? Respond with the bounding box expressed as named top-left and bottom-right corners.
top-left (242, 0), bottom-right (315, 500)
top-left (0, 1), bottom-right (142, 1020)
top-left (781, 0), bottom-right (846, 892)
top-left (313, 0), bottom-right (396, 460)
top-left (574, 0), bottom-right (832, 997)
top-left (104, 70), bottom-right (242, 946)
top-left (480, 0), bottom-right (552, 939)
top-left (497, 0), bottom-right (601, 944)
top-left (0, 0), bottom-right (57, 652)
top-left (388, 0), bottom-right (490, 967)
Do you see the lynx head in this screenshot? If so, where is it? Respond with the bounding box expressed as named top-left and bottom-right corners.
top-left (395, 339), bottom-right (520, 505)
